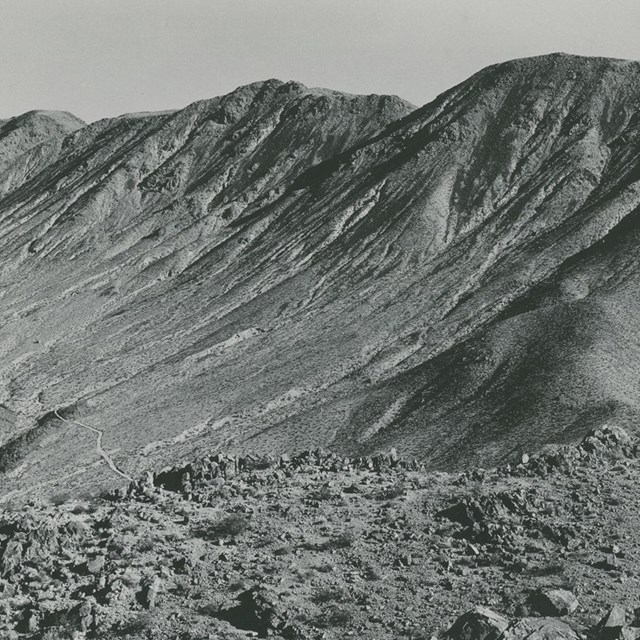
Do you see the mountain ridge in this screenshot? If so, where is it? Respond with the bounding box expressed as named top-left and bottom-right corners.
top-left (1, 53), bottom-right (640, 499)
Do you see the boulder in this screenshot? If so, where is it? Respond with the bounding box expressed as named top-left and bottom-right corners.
top-left (581, 426), bottom-right (633, 455)
top-left (502, 617), bottom-right (580, 640)
top-left (0, 540), bottom-right (23, 577)
top-left (217, 586), bottom-right (296, 637)
top-left (85, 555), bottom-right (105, 574)
top-left (444, 606), bottom-right (509, 640)
top-left (77, 597), bottom-right (97, 633)
top-left (530, 589), bottom-right (579, 616)
top-left (596, 606), bottom-right (627, 640)
top-left (139, 577), bottom-right (162, 610)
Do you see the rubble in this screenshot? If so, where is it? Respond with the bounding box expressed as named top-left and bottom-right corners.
top-left (1, 431), bottom-right (639, 638)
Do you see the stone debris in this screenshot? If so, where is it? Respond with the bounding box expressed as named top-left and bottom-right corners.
top-left (0, 429), bottom-right (639, 638)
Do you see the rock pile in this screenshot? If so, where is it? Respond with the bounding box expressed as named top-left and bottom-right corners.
top-left (126, 448), bottom-right (423, 501)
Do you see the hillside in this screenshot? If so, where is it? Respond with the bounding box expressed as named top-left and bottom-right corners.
top-left (1, 53), bottom-right (640, 498)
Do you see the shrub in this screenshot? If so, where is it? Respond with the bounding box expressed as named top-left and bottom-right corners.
top-left (314, 604), bottom-right (355, 628)
top-left (377, 481), bottom-right (405, 501)
top-left (117, 612), bottom-right (155, 636)
top-left (313, 586), bottom-right (345, 604)
top-left (210, 513), bottom-right (250, 538)
top-left (137, 537), bottom-right (156, 552)
top-left (332, 530), bottom-right (356, 549)
top-left (313, 485), bottom-right (335, 501)
top-left (363, 562), bottom-right (383, 581)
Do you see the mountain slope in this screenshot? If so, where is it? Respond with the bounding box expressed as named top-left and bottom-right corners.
top-left (1, 54), bottom-right (640, 498)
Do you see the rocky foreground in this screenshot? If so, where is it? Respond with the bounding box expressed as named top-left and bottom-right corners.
top-left (1, 425), bottom-right (640, 639)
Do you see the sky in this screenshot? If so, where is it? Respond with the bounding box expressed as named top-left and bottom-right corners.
top-left (2, 0), bottom-right (640, 123)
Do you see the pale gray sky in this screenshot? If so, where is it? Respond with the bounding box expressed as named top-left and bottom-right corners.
top-left (2, 0), bottom-right (640, 123)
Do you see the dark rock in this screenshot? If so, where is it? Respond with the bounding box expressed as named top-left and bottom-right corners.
top-left (216, 586), bottom-right (293, 636)
top-left (530, 589), bottom-right (579, 616)
top-left (597, 555), bottom-right (620, 571)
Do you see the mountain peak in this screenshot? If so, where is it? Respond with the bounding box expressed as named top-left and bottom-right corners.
top-left (2, 109), bottom-right (85, 132)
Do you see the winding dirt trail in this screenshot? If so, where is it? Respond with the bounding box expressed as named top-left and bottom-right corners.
top-left (54, 410), bottom-right (133, 481)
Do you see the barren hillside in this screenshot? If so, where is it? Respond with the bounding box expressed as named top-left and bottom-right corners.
top-left (1, 53), bottom-right (640, 498)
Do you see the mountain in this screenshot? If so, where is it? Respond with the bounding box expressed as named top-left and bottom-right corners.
top-left (1, 53), bottom-right (640, 499)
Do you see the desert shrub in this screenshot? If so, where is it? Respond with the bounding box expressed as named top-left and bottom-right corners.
top-left (137, 537), bottom-right (157, 552)
top-left (527, 560), bottom-right (567, 576)
top-left (317, 529), bottom-right (357, 551)
top-left (117, 612), bottom-right (155, 636)
top-left (363, 562), bottom-right (383, 581)
top-left (331, 530), bottom-right (356, 549)
top-left (273, 545), bottom-right (291, 556)
top-left (218, 513), bottom-right (250, 536)
top-left (314, 604), bottom-right (355, 628)
top-left (39, 624), bottom-right (76, 640)
top-left (70, 501), bottom-right (98, 515)
top-left (313, 586), bottom-right (346, 604)
top-left (376, 480), bottom-right (405, 501)
top-left (201, 513), bottom-right (250, 538)
top-left (243, 457), bottom-right (273, 471)
top-left (313, 485), bottom-right (336, 501)
top-left (49, 491), bottom-right (72, 506)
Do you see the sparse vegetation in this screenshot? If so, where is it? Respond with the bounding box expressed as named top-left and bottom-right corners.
top-left (313, 604), bottom-right (356, 628)
top-left (117, 612), bottom-right (155, 636)
top-left (376, 480), bottom-right (406, 501)
top-left (205, 513), bottom-right (251, 538)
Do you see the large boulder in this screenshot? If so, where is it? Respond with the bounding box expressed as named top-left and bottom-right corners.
top-left (502, 618), bottom-right (580, 640)
top-left (445, 608), bottom-right (581, 640)
top-left (530, 589), bottom-right (579, 616)
top-left (596, 606), bottom-right (631, 640)
top-left (138, 577), bottom-right (162, 610)
top-left (444, 607), bottom-right (510, 640)
top-left (217, 587), bottom-right (300, 638)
